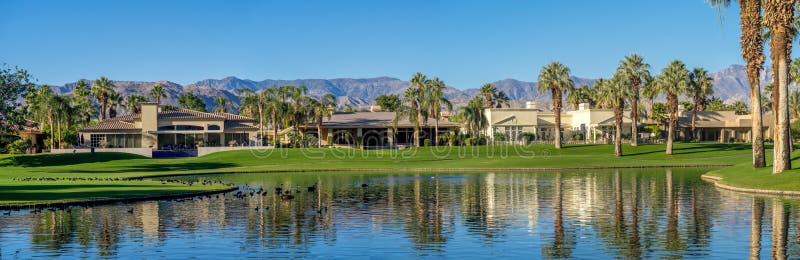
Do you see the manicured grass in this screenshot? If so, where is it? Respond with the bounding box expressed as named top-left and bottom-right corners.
top-left (703, 149), bottom-right (800, 192)
top-left (0, 142), bottom-right (755, 206)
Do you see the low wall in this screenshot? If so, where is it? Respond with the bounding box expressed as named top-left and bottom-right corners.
top-left (197, 146), bottom-right (274, 157)
top-left (50, 148), bottom-right (153, 158)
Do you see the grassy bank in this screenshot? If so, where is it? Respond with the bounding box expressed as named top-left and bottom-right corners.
top-left (0, 143), bottom-right (753, 206)
top-left (703, 149), bottom-right (800, 193)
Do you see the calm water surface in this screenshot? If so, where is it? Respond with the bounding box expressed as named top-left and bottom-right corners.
top-left (1, 169), bottom-right (799, 259)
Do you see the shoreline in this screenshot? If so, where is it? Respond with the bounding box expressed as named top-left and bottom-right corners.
top-left (135, 164), bottom-right (734, 179)
top-left (701, 174), bottom-right (800, 197)
top-left (0, 186), bottom-right (238, 210)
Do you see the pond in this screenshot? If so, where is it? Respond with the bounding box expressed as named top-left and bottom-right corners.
top-left (1, 169), bottom-right (798, 259)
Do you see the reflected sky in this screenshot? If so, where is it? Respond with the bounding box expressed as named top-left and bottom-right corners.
top-left (1, 169), bottom-right (798, 259)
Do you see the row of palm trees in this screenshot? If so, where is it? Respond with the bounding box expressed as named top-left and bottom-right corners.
top-left (393, 73), bottom-right (454, 146)
top-left (534, 56), bottom-right (714, 157)
top-left (708, 0), bottom-right (795, 173)
top-left (236, 85), bottom-right (336, 147)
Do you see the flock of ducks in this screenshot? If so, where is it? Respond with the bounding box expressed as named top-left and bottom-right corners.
top-left (1, 179), bottom-right (372, 216)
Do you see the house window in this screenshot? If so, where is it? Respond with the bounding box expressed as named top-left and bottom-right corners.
top-left (207, 125), bottom-right (221, 131)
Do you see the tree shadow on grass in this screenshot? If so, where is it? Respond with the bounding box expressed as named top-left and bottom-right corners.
top-left (623, 143), bottom-right (752, 157)
top-left (0, 153), bottom-right (147, 168)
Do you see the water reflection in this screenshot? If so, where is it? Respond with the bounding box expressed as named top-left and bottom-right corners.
top-left (2, 169), bottom-right (800, 258)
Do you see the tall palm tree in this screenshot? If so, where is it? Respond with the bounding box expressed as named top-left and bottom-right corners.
top-left (27, 85), bottom-right (57, 149)
top-left (566, 84), bottom-right (592, 110)
top-left (619, 53), bottom-right (650, 147)
top-left (427, 77), bottom-right (453, 145)
top-left (409, 73), bottom-right (430, 144)
top-left (537, 61), bottom-right (574, 149)
top-left (641, 74), bottom-right (658, 118)
top-left (493, 91), bottom-right (510, 108)
top-left (263, 88), bottom-right (284, 146)
top-left (395, 86), bottom-right (423, 146)
top-left (125, 94), bottom-right (147, 114)
top-left (479, 83), bottom-right (497, 108)
top-left (656, 60), bottom-right (690, 155)
top-left (213, 96), bottom-right (227, 113)
top-left (763, 0), bottom-right (794, 173)
top-left (708, 0), bottom-right (766, 168)
top-left (91, 77), bottom-right (115, 121)
top-left (72, 80), bottom-right (95, 125)
top-left (236, 88), bottom-right (267, 145)
top-left (107, 92), bottom-right (123, 118)
top-left (150, 84), bottom-right (167, 105)
top-left (288, 86), bottom-right (309, 138)
top-left (789, 90), bottom-right (800, 119)
top-left (310, 94), bottom-right (336, 147)
top-left (455, 96), bottom-right (487, 138)
top-left (596, 73), bottom-right (629, 157)
top-left (688, 68), bottom-right (714, 141)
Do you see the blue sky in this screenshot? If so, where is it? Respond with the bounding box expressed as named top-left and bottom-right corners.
top-left (0, 1), bottom-right (753, 89)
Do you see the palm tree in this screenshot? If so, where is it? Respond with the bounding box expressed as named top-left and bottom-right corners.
top-left (288, 86), bottom-right (309, 139)
top-left (537, 61), bottom-right (574, 149)
top-left (566, 84), bottom-right (592, 110)
top-left (763, 0), bottom-right (794, 172)
top-left (213, 96), bottom-right (227, 113)
top-left (596, 73), bottom-right (629, 157)
top-left (708, 0), bottom-right (766, 168)
top-left (150, 84), bottom-right (166, 104)
top-left (427, 77), bottom-right (453, 145)
top-left (619, 53), bottom-right (650, 147)
top-left (107, 92), bottom-right (123, 118)
top-left (455, 96), bottom-right (487, 138)
top-left (72, 80), bottom-right (95, 125)
top-left (409, 73), bottom-right (430, 144)
top-left (310, 94), bottom-right (336, 147)
top-left (656, 60), bottom-right (690, 155)
top-left (479, 83), bottom-right (497, 108)
top-left (91, 77), bottom-right (115, 121)
top-left (641, 74), bottom-right (658, 118)
top-left (493, 91), bottom-right (510, 108)
top-left (236, 88), bottom-right (267, 145)
top-left (789, 90), bottom-right (800, 119)
top-left (125, 94), bottom-right (147, 114)
top-left (27, 85), bottom-right (57, 149)
top-left (395, 86), bottom-right (423, 146)
top-left (263, 89), bottom-right (284, 146)
top-left (688, 68), bottom-right (714, 141)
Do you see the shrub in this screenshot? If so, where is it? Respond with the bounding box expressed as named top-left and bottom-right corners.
top-left (423, 139), bottom-right (431, 147)
top-left (326, 136), bottom-right (334, 146)
top-left (7, 139), bottom-right (31, 154)
top-left (465, 137), bottom-right (473, 146)
top-left (493, 133), bottom-right (507, 142)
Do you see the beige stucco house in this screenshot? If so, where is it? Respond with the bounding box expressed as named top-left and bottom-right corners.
top-left (78, 103), bottom-right (260, 150)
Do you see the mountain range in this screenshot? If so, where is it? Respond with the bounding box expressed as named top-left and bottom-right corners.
top-left (49, 64), bottom-right (767, 113)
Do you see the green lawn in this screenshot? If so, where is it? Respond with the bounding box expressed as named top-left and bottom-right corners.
top-left (703, 148), bottom-right (800, 192)
top-left (0, 143), bottom-right (756, 206)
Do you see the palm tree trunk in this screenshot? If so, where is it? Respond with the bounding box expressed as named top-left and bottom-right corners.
top-left (57, 116), bottom-right (62, 148)
top-left (691, 107), bottom-right (697, 141)
top-left (258, 104), bottom-right (264, 146)
top-left (615, 104), bottom-right (623, 157)
top-left (553, 91), bottom-right (562, 149)
top-left (767, 0), bottom-right (794, 173)
top-left (631, 85), bottom-right (639, 147)
top-left (775, 47), bottom-right (791, 172)
top-left (434, 119), bottom-right (439, 146)
top-left (741, 0), bottom-right (766, 168)
top-left (48, 112), bottom-right (54, 150)
top-left (100, 100), bottom-right (106, 121)
top-left (317, 117), bottom-right (324, 147)
top-left (666, 94), bottom-right (676, 155)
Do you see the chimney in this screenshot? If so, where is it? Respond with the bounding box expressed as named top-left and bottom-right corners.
top-left (370, 105), bottom-right (383, 112)
top-left (525, 101), bottom-right (537, 109)
top-left (579, 103), bottom-right (590, 111)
